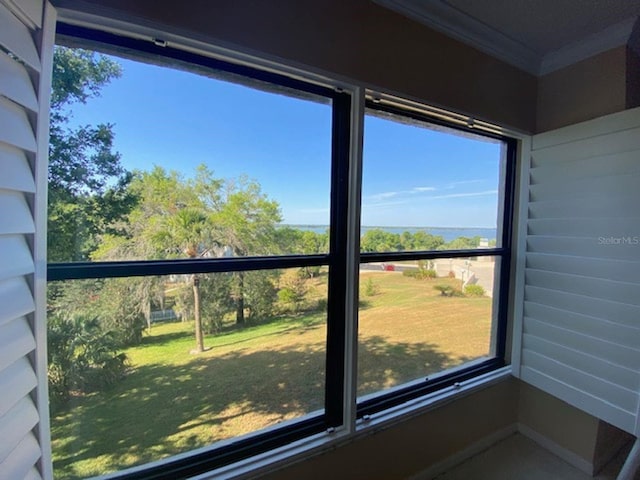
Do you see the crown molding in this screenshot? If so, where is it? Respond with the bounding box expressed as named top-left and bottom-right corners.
top-left (374, 0), bottom-right (638, 76)
top-left (373, 0), bottom-right (542, 74)
top-left (539, 17), bottom-right (638, 75)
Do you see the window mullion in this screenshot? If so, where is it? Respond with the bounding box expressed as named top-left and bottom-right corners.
top-left (325, 90), bottom-right (353, 428)
top-left (342, 86), bottom-right (365, 434)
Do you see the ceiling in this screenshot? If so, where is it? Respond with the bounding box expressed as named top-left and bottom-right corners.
top-left (374, 0), bottom-right (640, 75)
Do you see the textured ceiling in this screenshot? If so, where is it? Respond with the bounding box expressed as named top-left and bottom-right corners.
top-left (443, 0), bottom-right (640, 54)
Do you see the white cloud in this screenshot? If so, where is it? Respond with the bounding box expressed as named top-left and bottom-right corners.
top-left (375, 191), bottom-right (400, 199)
top-left (368, 186), bottom-right (435, 202)
top-left (428, 190), bottom-right (498, 200)
top-left (445, 179), bottom-right (484, 189)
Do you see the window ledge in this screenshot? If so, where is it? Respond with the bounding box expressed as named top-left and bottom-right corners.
top-left (191, 367), bottom-right (513, 480)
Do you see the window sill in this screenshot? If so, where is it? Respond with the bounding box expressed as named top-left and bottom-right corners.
top-left (191, 367), bottom-right (513, 480)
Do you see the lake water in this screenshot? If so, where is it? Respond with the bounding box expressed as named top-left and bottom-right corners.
top-left (283, 225), bottom-right (498, 242)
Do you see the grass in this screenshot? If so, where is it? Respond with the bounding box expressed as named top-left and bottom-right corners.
top-left (51, 272), bottom-right (492, 479)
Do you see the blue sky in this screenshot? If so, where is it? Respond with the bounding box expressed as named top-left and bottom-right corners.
top-left (67, 54), bottom-right (502, 228)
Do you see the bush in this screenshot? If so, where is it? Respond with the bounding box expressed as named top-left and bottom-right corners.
top-left (277, 271), bottom-right (307, 314)
top-left (421, 269), bottom-right (437, 279)
top-left (315, 297), bottom-right (328, 312)
top-left (434, 284), bottom-right (454, 296)
top-left (362, 277), bottom-right (379, 296)
top-left (244, 270), bottom-right (279, 321)
top-left (433, 284), bottom-right (463, 297)
top-left (48, 316), bottom-right (128, 410)
top-left (464, 284), bottom-right (485, 297)
top-left (403, 267), bottom-right (437, 280)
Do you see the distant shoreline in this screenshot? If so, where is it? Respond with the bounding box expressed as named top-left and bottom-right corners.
top-left (279, 224), bottom-right (497, 242)
top-left (280, 224), bottom-right (495, 231)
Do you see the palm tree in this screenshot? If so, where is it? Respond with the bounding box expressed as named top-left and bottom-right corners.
top-left (168, 208), bottom-right (210, 353)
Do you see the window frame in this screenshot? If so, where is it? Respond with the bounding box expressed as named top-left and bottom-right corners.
top-left (45, 21), bottom-right (517, 480)
top-left (356, 100), bottom-right (517, 417)
top-left (49, 22), bottom-right (352, 480)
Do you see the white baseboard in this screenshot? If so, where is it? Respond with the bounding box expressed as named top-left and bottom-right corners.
top-left (517, 423), bottom-right (594, 476)
top-left (406, 424), bottom-right (518, 480)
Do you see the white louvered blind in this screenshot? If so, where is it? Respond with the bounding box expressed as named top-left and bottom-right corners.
top-left (516, 107), bottom-right (640, 435)
top-left (0, 1), bottom-right (55, 479)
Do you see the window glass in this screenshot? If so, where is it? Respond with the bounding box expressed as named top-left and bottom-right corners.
top-left (48, 47), bottom-right (332, 263)
top-left (361, 110), bottom-right (503, 253)
top-left (47, 38), bottom-right (512, 480)
top-left (48, 269), bottom-right (328, 478)
top-left (357, 257), bottom-right (498, 398)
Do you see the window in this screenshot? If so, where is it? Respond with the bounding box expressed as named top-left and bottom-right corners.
top-left (357, 103), bottom-right (515, 415)
top-left (47, 24), bottom-right (515, 479)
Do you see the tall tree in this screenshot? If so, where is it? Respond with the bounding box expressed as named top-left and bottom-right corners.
top-left (48, 47), bottom-right (135, 262)
top-left (94, 167), bottom-right (215, 352)
top-left (215, 176), bottom-right (282, 324)
top-left (167, 208), bottom-right (210, 353)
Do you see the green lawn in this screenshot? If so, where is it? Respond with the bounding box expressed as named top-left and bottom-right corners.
top-left (51, 272), bottom-right (492, 479)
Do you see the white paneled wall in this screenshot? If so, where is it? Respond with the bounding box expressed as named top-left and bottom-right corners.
top-left (0, 1), bottom-right (54, 478)
top-left (515, 107), bottom-right (640, 435)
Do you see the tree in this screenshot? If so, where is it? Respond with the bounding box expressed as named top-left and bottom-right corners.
top-left (274, 228), bottom-right (328, 278)
top-left (96, 167), bottom-right (218, 352)
top-left (95, 166), bottom-right (283, 343)
top-left (361, 229), bottom-right (402, 252)
top-left (410, 231), bottom-right (445, 250)
top-left (439, 235), bottom-right (481, 250)
top-left (48, 46), bottom-right (136, 262)
top-left (46, 47), bottom-right (136, 404)
top-left (360, 229), bottom-right (445, 253)
top-left (215, 176), bottom-right (282, 324)
top-left (277, 270), bottom-right (308, 313)
top-left (167, 208), bottom-right (210, 353)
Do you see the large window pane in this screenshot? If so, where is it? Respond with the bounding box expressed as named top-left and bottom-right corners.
top-left (48, 268), bottom-right (328, 479)
top-left (48, 46), bottom-right (332, 263)
top-left (361, 109), bottom-right (504, 253)
top-left (357, 257), bottom-right (497, 398)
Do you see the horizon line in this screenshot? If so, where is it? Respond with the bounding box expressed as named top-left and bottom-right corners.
top-left (279, 223), bottom-right (497, 230)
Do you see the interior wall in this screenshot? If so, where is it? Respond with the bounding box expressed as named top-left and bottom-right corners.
top-left (536, 46), bottom-right (628, 133)
top-left (594, 421), bottom-right (633, 474)
top-left (52, 0), bottom-right (537, 132)
top-left (518, 383), bottom-right (600, 467)
top-left (517, 383), bottom-right (633, 474)
top-left (259, 379), bottom-right (519, 480)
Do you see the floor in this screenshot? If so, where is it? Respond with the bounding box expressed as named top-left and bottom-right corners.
top-left (433, 433), bottom-right (634, 480)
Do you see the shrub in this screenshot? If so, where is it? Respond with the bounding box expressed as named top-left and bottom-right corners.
top-left (48, 316), bottom-right (128, 410)
top-left (464, 284), bottom-right (485, 297)
top-left (433, 284), bottom-right (463, 297)
top-left (244, 270), bottom-right (279, 321)
top-left (421, 269), bottom-right (437, 279)
top-left (434, 284), bottom-right (455, 296)
top-left (315, 297), bottom-right (328, 312)
top-left (363, 277), bottom-right (379, 296)
top-left (403, 267), bottom-right (436, 280)
top-left (277, 272), bottom-right (307, 313)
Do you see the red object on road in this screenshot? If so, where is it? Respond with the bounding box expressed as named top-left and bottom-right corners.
top-left (383, 264), bottom-right (395, 271)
